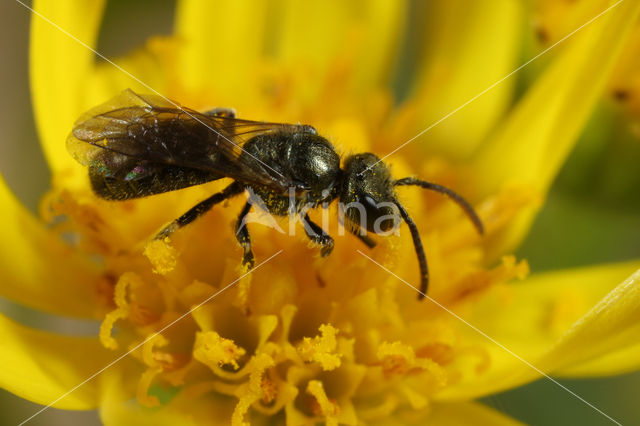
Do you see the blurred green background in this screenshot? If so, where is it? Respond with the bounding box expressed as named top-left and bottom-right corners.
top-left (1, 1), bottom-right (639, 425)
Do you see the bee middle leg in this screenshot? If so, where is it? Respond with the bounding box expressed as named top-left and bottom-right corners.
top-left (302, 214), bottom-right (334, 257)
top-left (154, 182), bottom-right (243, 241)
top-left (235, 201), bottom-right (255, 269)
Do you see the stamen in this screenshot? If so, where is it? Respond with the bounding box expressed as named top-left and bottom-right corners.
top-left (144, 238), bottom-right (177, 275)
top-left (193, 331), bottom-right (247, 371)
top-left (261, 376), bottom-right (277, 405)
top-left (232, 353), bottom-right (276, 426)
top-left (99, 272), bottom-right (142, 349)
top-left (377, 341), bottom-right (447, 386)
top-left (142, 333), bottom-right (169, 367)
top-left (129, 301), bottom-right (160, 326)
top-left (306, 380), bottom-right (339, 424)
top-left (378, 341), bottom-right (416, 376)
top-left (297, 324), bottom-right (341, 371)
top-left (399, 384), bottom-right (428, 409)
top-left (136, 367), bottom-right (162, 407)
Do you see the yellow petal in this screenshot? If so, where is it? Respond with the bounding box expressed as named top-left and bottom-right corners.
top-left (556, 340), bottom-right (640, 378)
top-left (437, 260), bottom-right (640, 400)
top-left (539, 266), bottom-right (640, 377)
top-left (367, 401), bottom-right (522, 426)
top-left (84, 37), bottom-right (175, 115)
top-left (276, 0), bottom-right (407, 94)
top-left (347, 1), bottom-right (408, 95)
top-left (101, 395), bottom-right (198, 426)
top-left (409, 0), bottom-right (523, 161)
top-left (275, 0), bottom-right (354, 69)
top-left (31, 1), bottom-right (172, 186)
top-left (0, 313), bottom-right (110, 409)
top-left (100, 372), bottom-right (234, 426)
top-left (175, 0), bottom-right (406, 107)
top-left (0, 174), bottom-right (103, 318)
top-left (474, 0), bottom-right (640, 193)
top-left (30, 0), bottom-right (106, 175)
top-left (174, 0), bottom-right (268, 104)
top-left (471, 0), bottom-right (640, 253)
top-left (425, 401), bottom-right (523, 426)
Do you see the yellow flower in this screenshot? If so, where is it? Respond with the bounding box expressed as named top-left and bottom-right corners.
top-left (3, 0), bottom-right (640, 425)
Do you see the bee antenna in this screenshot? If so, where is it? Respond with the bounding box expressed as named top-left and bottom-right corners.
top-left (394, 177), bottom-right (484, 235)
top-left (392, 198), bottom-right (429, 299)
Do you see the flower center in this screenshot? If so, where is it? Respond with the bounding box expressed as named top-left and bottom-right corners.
top-left (44, 135), bottom-right (532, 425)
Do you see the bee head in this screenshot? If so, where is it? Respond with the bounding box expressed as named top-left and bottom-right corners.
top-left (340, 153), bottom-right (400, 234)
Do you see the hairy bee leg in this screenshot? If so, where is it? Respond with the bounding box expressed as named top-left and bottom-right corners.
top-left (154, 182), bottom-right (244, 241)
top-left (302, 214), bottom-right (334, 257)
top-left (346, 226), bottom-right (377, 248)
top-left (203, 107), bottom-right (236, 118)
top-left (393, 199), bottom-right (429, 299)
top-left (235, 201), bottom-right (255, 269)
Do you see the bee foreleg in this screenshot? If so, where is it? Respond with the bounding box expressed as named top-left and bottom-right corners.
top-left (203, 107), bottom-right (236, 119)
top-left (235, 201), bottom-right (255, 269)
top-left (346, 226), bottom-right (377, 248)
top-left (302, 214), bottom-right (334, 257)
top-left (393, 199), bottom-right (429, 299)
top-left (153, 182), bottom-right (244, 241)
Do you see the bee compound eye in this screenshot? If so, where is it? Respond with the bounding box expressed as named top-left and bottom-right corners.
top-left (361, 195), bottom-right (378, 212)
top-left (360, 195), bottom-right (398, 233)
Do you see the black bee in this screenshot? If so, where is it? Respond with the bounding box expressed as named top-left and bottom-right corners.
top-left (68, 89), bottom-right (484, 298)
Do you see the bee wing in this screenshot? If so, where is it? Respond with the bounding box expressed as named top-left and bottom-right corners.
top-left (67, 89), bottom-right (311, 191)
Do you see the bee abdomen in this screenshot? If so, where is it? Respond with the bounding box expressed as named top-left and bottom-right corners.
top-left (88, 164), bottom-right (221, 200)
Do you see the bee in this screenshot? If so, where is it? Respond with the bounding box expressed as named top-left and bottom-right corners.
top-left (68, 89), bottom-right (484, 298)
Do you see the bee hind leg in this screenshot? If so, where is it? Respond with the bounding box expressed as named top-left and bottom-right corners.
top-left (154, 182), bottom-right (244, 241)
top-left (235, 201), bottom-right (255, 269)
top-left (302, 214), bottom-right (334, 257)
